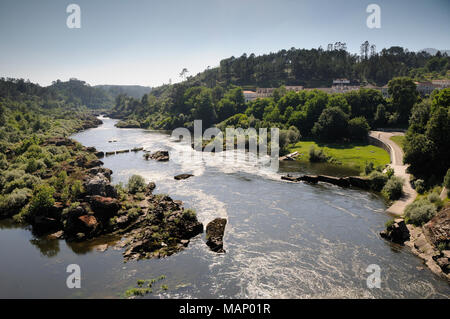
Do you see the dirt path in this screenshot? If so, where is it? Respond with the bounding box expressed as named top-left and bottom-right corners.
top-left (369, 131), bottom-right (417, 216)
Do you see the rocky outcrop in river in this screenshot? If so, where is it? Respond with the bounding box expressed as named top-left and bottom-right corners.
top-left (206, 218), bottom-right (227, 253)
top-left (381, 207), bottom-right (450, 282)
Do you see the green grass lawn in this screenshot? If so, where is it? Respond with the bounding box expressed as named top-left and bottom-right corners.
top-left (389, 135), bottom-right (405, 150)
top-left (288, 140), bottom-right (391, 172)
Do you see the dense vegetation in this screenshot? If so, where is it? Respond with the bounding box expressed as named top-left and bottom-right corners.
top-left (0, 78), bottom-right (103, 220)
top-left (403, 88), bottom-right (450, 183)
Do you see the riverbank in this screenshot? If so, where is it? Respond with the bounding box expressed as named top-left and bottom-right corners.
top-left (288, 140), bottom-right (390, 173)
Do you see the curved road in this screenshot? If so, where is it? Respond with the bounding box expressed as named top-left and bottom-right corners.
top-left (370, 131), bottom-right (417, 216)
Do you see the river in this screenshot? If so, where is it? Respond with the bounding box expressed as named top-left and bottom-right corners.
top-left (0, 117), bottom-right (448, 298)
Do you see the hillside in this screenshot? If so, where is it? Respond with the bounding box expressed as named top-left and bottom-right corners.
top-left (95, 85), bottom-right (152, 99)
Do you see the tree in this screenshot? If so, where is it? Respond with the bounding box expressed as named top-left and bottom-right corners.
top-left (312, 107), bottom-right (349, 141)
top-left (348, 117), bottom-right (370, 141)
top-left (388, 77), bottom-right (418, 124)
top-left (179, 68), bottom-right (189, 81)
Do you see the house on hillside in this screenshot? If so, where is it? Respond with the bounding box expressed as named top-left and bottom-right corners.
top-left (415, 81), bottom-right (440, 96)
top-left (255, 88), bottom-right (275, 98)
top-left (243, 90), bottom-right (257, 103)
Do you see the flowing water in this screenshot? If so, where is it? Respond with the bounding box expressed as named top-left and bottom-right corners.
top-left (0, 117), bottom-right (449, 298)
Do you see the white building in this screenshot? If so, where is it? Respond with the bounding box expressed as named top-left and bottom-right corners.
top-left (243, 90), bottom-right (257, 102)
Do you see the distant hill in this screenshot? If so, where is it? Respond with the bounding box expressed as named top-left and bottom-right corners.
top-left (95, 85), bottom-right (152, 99)
top-left (421, 48), bottom-right (450, 56)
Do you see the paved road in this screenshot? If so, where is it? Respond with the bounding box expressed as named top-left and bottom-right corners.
top-left (369, 131), bottom-right (417, 216)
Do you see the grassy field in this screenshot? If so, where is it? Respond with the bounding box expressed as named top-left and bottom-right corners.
top-left (389, 135), bottom-right (406, 150)
top-left (288, 140), bottom-right (391, 172)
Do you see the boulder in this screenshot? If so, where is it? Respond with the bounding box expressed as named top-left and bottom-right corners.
top-left (281, 175), bottom-right (300, 182)
top-left (95, 151), bottom-right (105, 158)
top-left (149, 150), bottom-right (169, 162)
top-left (174, 174), bottom-right (194, 180)
top-left (89, 196), bottom-right (120, 218)
top-left (206, 218), bottom-right (227, 253)
top-left (299, 175), bottom-right (319, 184)
top-left (87, 167), bottom-right (113, 181)
top-left (84, 159), bottom-right (104, 169)
top-left (423, 207), bottom-right (450, 247)
top-left (380, 218), bottom-right (410, 244)
top-left (145, 182), bottom-right (156, 195)
top-left (85, 173), bottom-right (117, 198)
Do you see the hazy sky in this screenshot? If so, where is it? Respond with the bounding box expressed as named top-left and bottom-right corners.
top-left (0, 0), bottom-right (449, 87)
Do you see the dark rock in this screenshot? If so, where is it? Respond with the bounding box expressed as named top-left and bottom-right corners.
top-left (281, 175), bottom-right (300, 182)
top-left (33, 216), bottom-right (61, 235)
top-left (89, 196), bottom-right (120, 218)
top-left (299, 175), bottom-right (319, 184)
top-left (86, 147), bottom-right (97, 153)
top-left (423, 207), bottom-right (450, 247)
top-left (174, 174), bottom-right (194, 180)
top-left (149, 150), bottom-right (169, 162)
top-left (85, 173), bottom-right (117, 198)
top-left (317, 175), bottom-right (350, 187)
top-left (87, 167), bottom-right (112, 181)
top-left (84, 159), bottom-right (104, 169)
top-left (145, 182), bottom-right (156, 195)
top-left (380, 218), bottom-right (410, 244)
top-left (346, 176), bottom-right (371, 189)
top-left (95, 151), bottom-right (105, 158)
top-left (206, 218), bottom-right (227, 253)
top-left (43, 137), bottom-right (75, 147)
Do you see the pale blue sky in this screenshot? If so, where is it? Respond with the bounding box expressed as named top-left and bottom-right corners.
top-left (0, 0), bottom-right (449, 87)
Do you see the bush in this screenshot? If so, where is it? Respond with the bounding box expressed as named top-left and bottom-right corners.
top-left (368, 171), bottom-right (388, 192)
top-left (347, 117), bottom-right (370, 141)
top-left (365, 162), bottom-right (375, 175)
top-left (309, 146), bottom-right (328, 163)
top-left (404, 199), bottom-right (437, 226)
top-left (182, 209), bottom-right (197, 221)
top-left (28, 185), bottom-right (55, 216)
top-left (0, 188), bottom-right (31, 217)
top-left (385, 167), bottom-right (395, 179)
top-left (127, 175), bottom-right (146, 194)
top-left (70, 180), bottom-right (84, 198)
top-left (414, 179), bottom-right (426, 194)
top-left (444, 168), bottom-right (450, 197)
top-left (382, 176), bottom-right (404, 200)
top-left (427, 192), bottom-right (443, 210)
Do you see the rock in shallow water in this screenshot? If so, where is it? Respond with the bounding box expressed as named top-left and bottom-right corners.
top-left (206, 218), bottom-right (227, 253)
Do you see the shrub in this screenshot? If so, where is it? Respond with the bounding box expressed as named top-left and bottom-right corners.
top-left (385, 167), bottom-right (395, 179)
top-left (404, 199), bottom-right (437, 226)
top-left (444, 168), bottom-right (450, 197)
top-left (127, 175), bottom-right (146, 194)
top-left (70, 180), bottom-right (84, 198)
top-left (0, 188), bottom-right (31, 217)
top-left (427, 192), bottom-right (443, 210)
top-left (368, 171), bottom-right (388, 192)
top-left (414, 179), bottom-right (426, 194)
top-left (364, 162), bottom-right (375, 175)
top-left (182, 209), bottom-right (197, 221)
top-left (382, 176), bottom-right (404, 200)
top-left (309, 146), bottom-right (328, 163)
top-left (25, 158), bottom-right (46, 173)
top-left (28, 185), bottom-right (55, 216)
